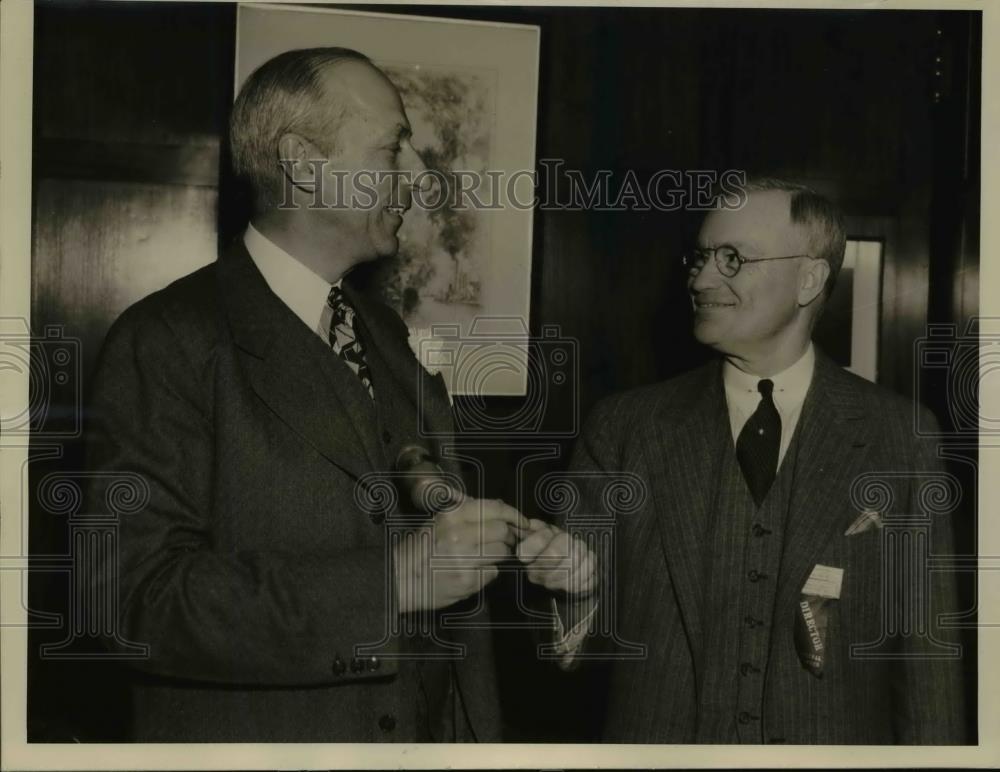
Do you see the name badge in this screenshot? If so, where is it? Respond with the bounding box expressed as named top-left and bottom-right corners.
top-left (802, 564), bottom-right (843, 600)
top-left (795, 564), bottom-right (843, 677)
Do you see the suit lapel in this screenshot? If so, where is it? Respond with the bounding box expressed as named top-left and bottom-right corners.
top-left (344, 282), bottom-right (455, 442)
top-left (641, 361), bottom-right (729, 660)
top-left (774, 352), bottom-right (874, 616)
top-left (217, 242), bottom-right (380, 480)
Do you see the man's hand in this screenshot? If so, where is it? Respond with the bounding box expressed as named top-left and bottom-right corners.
top-left (395, 492), bottom-right (528, 613)
top-left (517, 520), bottom-right (598, 596)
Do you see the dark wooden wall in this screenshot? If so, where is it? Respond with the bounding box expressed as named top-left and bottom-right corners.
top-left (29, 1), bottom-right (979, 742)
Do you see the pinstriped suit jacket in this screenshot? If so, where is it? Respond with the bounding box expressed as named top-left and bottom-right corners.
top-left (569, 352), bottom-right (967, 743)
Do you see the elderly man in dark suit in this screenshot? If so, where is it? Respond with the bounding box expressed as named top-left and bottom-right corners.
top-left (85, 47), bottom-right (529, 742)
top-left (523, 179), bottom-right (967, 743)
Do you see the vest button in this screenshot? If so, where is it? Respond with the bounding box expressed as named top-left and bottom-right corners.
top-left (748, 570), bottom-right (768, 582)
top-left (752, 523), bottom-right (772, 537)
top-left (744, 615), bottom-right (762, 628)
top-left (739, 662), bottom-right (759, 676)
top-left (738, 711), bottom-right (759, 724)
top-left (379, 713), bottom-right (396, 732)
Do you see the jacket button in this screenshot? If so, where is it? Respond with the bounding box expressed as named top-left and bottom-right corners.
top-left (739, 662), bottom-right (758, 676)
top-left (350, 657), bottom-right (364, 673)
top-left (367, 656), bottom-right (380, 672)
top-left (748, 570), bottom-right (768, 582)
top-left (369, 509), bottom-right (386, 525)
top-left (752, 523), bottom-right (772, 537)
top-left (378, 713), bottom-right (396, 732)
top-left (332, 656), bottom-right (346, 676)
top-left (382, 429), bottom-right (392, 444)
top-left (738, 711), bottom-right (759, 725)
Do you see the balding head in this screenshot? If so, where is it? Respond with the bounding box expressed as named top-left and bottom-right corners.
top-left (739, 178), bottom-right (847, 298)
top-left (229, 47), bottom-right (377, 211)
top-left (316, 58), bottom-right (406, 128)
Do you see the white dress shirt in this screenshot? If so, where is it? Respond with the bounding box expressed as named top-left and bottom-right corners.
top-left (243, 223), bottom-right (338, 341)
top-left (722, 343), bottom-right (816, 469)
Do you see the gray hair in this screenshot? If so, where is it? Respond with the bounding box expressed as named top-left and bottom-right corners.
top-left (229, 47), bottom-right (371, 210)
top-left (742, 177), bottom-right (847, 297)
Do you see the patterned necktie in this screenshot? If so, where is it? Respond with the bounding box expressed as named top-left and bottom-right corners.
top-left (326, 286), bottom-right (374, 399)
top-left (736, 378), bottom-right (781, 507)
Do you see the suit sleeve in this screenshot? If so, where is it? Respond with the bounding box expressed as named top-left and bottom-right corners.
top-left (893, 407), bottom-right (968, 743)
top-left (87, 305), bottom-right (399, 687)
top-left (547, 396), bottom-right (628, 668)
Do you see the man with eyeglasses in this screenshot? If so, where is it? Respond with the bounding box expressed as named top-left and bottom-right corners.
top-left (563, 178), bottom-right (965, 743)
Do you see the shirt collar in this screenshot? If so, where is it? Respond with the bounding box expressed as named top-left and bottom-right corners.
top-left (723, 343), bottom-right (815, 406)
top-left (243, 223), bottom-right (339, 336)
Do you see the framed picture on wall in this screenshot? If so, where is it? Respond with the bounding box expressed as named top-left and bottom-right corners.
top-left (236, 4), bottom-right (541, 395)
top-left (812, 236), bottom-right (885, 382)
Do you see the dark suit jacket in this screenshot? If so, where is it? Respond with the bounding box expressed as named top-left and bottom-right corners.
top-left (569, 352), bottom-right (966, 743)
top-left (85, 240), bottom-right (501, 741)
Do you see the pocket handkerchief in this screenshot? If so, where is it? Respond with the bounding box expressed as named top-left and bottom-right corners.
top-left (845, 508), bottom-right (883, 536)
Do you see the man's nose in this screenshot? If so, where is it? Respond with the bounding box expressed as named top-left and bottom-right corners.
top-left (401, 140), bottom-right (430, 192)
top-left (688, 253), bottom-right (723, 293)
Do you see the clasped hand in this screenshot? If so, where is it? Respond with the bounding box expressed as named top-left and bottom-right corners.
top-left (394, 490), bottom-right (597, 613)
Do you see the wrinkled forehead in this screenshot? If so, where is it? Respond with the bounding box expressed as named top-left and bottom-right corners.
top-left (699, 189), bottom-right (809, 254)
top-left (316, 59), bottom-right (406, 121)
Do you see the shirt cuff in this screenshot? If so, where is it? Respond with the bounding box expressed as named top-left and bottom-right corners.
top-left (549, 596), bottom-right (599, 668)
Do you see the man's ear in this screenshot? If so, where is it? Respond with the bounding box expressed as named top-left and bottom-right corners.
top-left (798, 258), bottom-right (831, 306)
top-left (277, 132), bottom-right (322, 189)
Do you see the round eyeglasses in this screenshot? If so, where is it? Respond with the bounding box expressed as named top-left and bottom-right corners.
top-left (682, 246), bottom-right (815, 278)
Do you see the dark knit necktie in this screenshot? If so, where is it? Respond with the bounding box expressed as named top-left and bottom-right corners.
top-left (327, 286), bottom-right (374, 399)
top-left (736, 378), bottom-right (781, 507)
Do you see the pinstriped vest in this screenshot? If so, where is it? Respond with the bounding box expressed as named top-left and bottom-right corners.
top-left (695, 420), bottom-right (803, 743)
